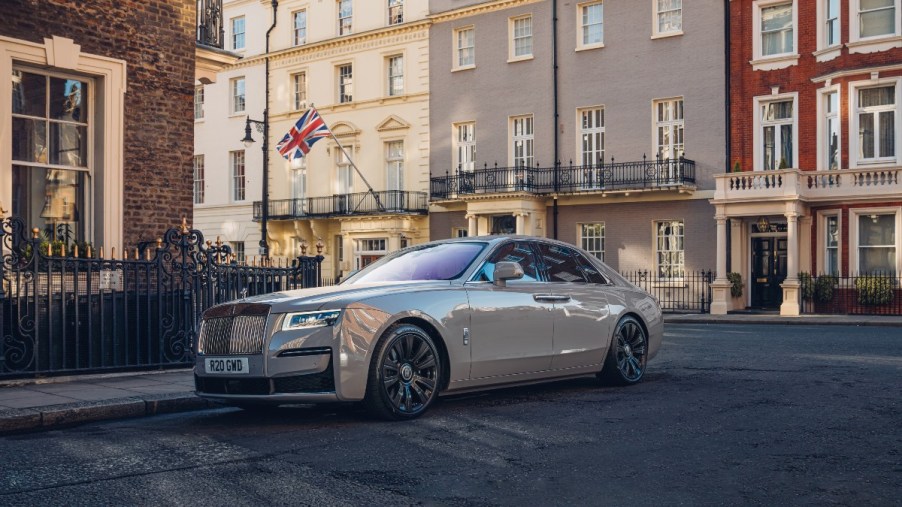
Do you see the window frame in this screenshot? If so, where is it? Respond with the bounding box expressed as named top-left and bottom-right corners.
top-left (509, 14), bottom-right (534, 62)
top-left (817, 210), bottom-right (842, 276)
top-left (652, 0), bottom-right (683, 38)
top-left (816, 0), bottom-right (842, 58)
top-left (230, 150), bottom-right (246, 202)
top-left (231, 241), bottom-right (246, 263)
top-left (387, 54), bottom-right (404, 97)
top-left (231, 16), bottom-right (246, 51)
top-left (230, 77), bottom-right (245, 115)
top-left (510, 114), bottom-right (535, 168)
top-left (849, 77), bottom-right (902, 168)
top-left (655, 219), bottom-right (685, 280)
top-left (653, 97), bottom-right (684, 160)
top-left (850, 207), bottom-right (901, 275)
top-left (454, 121), bottom-right (477, 172)
top-left (753, 92), bottom-right (799, 171)
top-left (579, 222), bottom-right (605, 261)
top-left (817, 84), bottom-right (842, 171)
top-left (292, 71), bottom-right (307, 111)
top-left (453, 26), bottom-right (476, 71)
top-left (193, 154), bottom-right (204, 205)
top-left (338, 0), bottom-right (353, 36)
top-left (849, 0), bottom-right (901, 49)
top-left (385, 139), bottom-right (404, 191)
top-left (577, 106), bottom-right (605, 167)
top-left (751, 0), bottom-right (799, 70)
top-left (293, 9), bottom-right (307, 46)
top-left (194, 86), bottom-right (204, 120)
top-left (337, 63), bottom-right (353, 104)
top-left (577, 1), bottom-right (604, 50)
top-left (388, 0), bottom-right (404, 26)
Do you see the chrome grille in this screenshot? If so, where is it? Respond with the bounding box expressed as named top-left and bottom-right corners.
top-left (198, 315), bottom-right (268, 355)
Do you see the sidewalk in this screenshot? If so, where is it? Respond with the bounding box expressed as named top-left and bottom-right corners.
top-left (2, 313), bottom-right (900, 435)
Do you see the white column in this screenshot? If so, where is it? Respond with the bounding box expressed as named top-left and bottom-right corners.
top-left (515, 212), bottom-right (527, 235)
top-left (467, 214), bottom-right (478, 237)
top-left (716, 216), bottom-right (728, 280)
top-left (710, 213), bottom-right (732, 315)
top-left (780, 210), bottom-right (801, 316)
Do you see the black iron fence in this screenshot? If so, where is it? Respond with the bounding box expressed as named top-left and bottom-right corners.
top-left (0, 216), bottom-right (323, 379)
top-left (799, 273), bottom-right (902, 315)
top-left (254, 190), bottom-right (428, 221)
top-left (620, 270), bottom-right (714, 314)
top-left (430, 157), bottom-right (696, 199)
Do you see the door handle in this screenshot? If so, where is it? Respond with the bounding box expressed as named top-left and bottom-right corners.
top-left (533, 294), bottom-right (571, 303)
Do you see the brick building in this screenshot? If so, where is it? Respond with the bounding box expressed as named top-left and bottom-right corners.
top-left (711, 0), bottom-right (902, 315)
top-left (1, 0), bottom-right (206, 250)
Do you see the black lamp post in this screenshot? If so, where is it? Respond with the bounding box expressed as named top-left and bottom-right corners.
top-left (241, 116), bottom-right (269, 257)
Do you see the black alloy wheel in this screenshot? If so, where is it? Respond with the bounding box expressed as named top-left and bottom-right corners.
top-left (599, 316), bottom-right (648, 386)
top-left (365, 324), bottom-right (440, 420)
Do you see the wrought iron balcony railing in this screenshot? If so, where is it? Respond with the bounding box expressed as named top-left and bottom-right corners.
top-left (253, 190), bottom-right (428, 221)
top-left (430, 157), bottom-right (696, 199)
top-left (196, 0), bottom-right (224, 49)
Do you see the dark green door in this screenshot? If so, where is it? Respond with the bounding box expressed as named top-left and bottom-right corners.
top-left (751, 237), bottom-right (787, 308)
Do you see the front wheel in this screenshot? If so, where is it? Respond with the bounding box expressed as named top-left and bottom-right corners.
top-left (364, 324), bottom-right (441, 420)
top-left (598, 316), bottom-right (648, 386)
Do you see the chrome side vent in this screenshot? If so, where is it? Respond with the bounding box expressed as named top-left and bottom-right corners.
top-left (198, 315), bottom-right (267, 355)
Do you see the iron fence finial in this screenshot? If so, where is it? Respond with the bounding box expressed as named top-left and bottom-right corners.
top-left (181, 217), bottom-right (189, 235)
top-left (32, 227), bottom-right (39, 239)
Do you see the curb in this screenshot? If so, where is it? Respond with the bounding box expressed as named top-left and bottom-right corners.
top-left (664, 316), bottom-right (902, 326)
top-left (0, 392), bottom-right (218, 435)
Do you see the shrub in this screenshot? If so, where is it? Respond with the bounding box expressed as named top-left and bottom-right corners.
top-left (814, 275), bottom-right (837, 303)
top-left (855, 276), bottom-right (895, 306)
top-left (799, 272), bottom-right (814, 301)
top-left (727, 272), bottom-right (743, 298)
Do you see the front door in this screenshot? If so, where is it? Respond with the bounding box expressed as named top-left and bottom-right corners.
top-left (751, 237), bottom-right (787, 308)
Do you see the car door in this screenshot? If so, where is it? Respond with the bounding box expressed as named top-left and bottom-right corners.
top-left (465, 241), bottom-right (554, 379)
top-left (534, 242), bottom-right (612, 370)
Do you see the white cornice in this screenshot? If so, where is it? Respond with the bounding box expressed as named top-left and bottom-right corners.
top-left (811, 63), bottom-right (902, 83)
top-left (429, 0), bottom-right (545, 24)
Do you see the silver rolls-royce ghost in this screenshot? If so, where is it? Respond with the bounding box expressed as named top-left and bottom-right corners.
top-left (194, 236), bottom-right (663, 420)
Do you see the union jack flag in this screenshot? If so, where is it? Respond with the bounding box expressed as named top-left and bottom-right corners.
top-left (276, 107), bottom-right (331, 160)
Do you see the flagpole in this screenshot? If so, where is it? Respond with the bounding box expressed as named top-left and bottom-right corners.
top-left (328, 129), bottom-right (386, 213)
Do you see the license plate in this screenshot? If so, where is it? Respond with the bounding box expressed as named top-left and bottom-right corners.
top-left (204, 357), bottom-right (250, 375)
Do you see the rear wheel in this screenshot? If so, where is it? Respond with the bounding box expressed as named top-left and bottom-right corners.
top-left (364, 324), bottom-right (440, 420)
top-left (599, 316), bottom-right (648, 386)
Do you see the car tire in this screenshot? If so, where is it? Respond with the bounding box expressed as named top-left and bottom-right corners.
top-left (364, 323), bottom-right (441, 421)
top-left (598, 315), bottom-right (648, 386)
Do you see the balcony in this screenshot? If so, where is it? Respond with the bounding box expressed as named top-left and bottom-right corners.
top-left (713, 166), bottom-right (902, 203)
top-left (253, 191), bottom-right (428, 221)
top-left (430, 158), bottom-right (696, 200)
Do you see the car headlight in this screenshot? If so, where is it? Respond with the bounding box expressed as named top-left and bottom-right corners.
top-left (281, 310), bottom-right (342, 331)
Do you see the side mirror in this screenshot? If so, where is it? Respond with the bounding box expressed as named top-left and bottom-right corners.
top-left (493, 261), bottom-right (524, 287)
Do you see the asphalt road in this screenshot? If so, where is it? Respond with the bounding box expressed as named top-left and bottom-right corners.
top-left (1, 324), bottom-right (900, 506)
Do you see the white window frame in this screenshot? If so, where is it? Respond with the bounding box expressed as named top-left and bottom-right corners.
top-left (849, 0), bottom-right (901, 54)
top-left (193, 154), bottom-right (204, 205)
top-left (194, 86), bottom-right (204, 120)
top-left (453, 26), bottom-right (475, 70)
top-left (652, 0), bottom-right (683, 38)
top-left (509, 15), bottom-right (533, 62)
top-left (579, 223), bottom-right (605, 261)
top-left (453, 227), bottom-right (469, 238)
top-left (577, 1), bottom-right (604, 50)
top-left (338, 0), bottom-right (353, 36)
top-left (387, 54), bottom-right (404, 97)
top-left (336, 146), bottom-right (354, 194)
top-left (230, 150), bottom-right (246, 202)
top-left (510, 114), bottom-right (535, 168)
top-left (291, 157), bottom-right (307, 213)
top-left (293, 9), bottom-right (307, 46)
top-left (292, 72), bottom-right (307, 111)
top-left (655, 220), bottom-right (685, 280)
top-left (355, 238), bottom-right (388, 270)
top-left (817, 84), bottom-right (842, 171)
top-left (337, 63), bottom-right (353, 103)
top-left (752, 92), bottom-right (799, 171)
top-left (385, 140), bottom-right (404, 191)
top-left (849, 77), bottom-right (902, 168)
top-left (751, 0), bottom-right (799, 71)
top-left (231, 241), bottom-right (246, 263)
top-left (231, 16), bottom-right (245, 51)
top-left (453, 122), bottom-right (476, 172)
top-left (815, 0), bottom-right (843, 61)
top-left (230, 77), bottom-right (245, 114)
top-left (577, 106), bottom-right (605, 166)
top-left (850, 207), bottom-right (902, 274)
top-left (817, 210), bottom-right (842, 276)
top-left (653, 97), bottom-right (684, 160)
top-left (388, 0), bottom-right (403, 25)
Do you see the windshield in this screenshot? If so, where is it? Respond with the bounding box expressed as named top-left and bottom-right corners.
top-left (345, 242), bottom-right (487, 283)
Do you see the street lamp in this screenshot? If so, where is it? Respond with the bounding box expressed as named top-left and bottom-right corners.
top-left (241, 116), bottom-right (270, 257)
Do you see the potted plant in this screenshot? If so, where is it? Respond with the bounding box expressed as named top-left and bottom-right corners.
top-left (727, 272), bottom-right (743, 298)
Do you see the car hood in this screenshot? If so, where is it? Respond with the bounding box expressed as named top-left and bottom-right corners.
top-left (231, 280), bottom-right (456, 313)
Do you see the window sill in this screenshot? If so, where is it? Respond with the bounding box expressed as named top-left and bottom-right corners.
top-left (452, 65), bottom-right (476, 73)
top-left (229, 112), bottom-right (246, 118)
top-left (195, 118), bottom-right (205, 123)
top-left (576, 43), bottom-right (604, 52)
top-left (846, 35), bottom-right (902, 54)
top-left (651, 31), bottom-right (683, 40)
top-left (813, 46), bottom-right (841, 62)
top-left (507, 55), bottom-right (534, 63)
top-left (851, 159), bottom-right (900, 169)
top-left (749, 54), bottom-right (799, 71)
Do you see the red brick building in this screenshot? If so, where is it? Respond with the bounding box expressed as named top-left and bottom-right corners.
top-left (711, 0), bottom-right (902, 315)
top-left (0, 0), bottom-right (218, 249)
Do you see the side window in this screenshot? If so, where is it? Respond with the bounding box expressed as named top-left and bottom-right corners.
top-left (536, 243), bottom-right (587, 283)
top-left (473, 241), bottom-right (540, 282)
top-left (573, 251), bottom-right (609, 284)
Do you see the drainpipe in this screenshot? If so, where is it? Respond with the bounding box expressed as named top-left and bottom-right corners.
top-left (552, 0), bottom-right (559, 239)
top-left (260, 0), bottom-right (278, 257)
top-left (723, 0), bottom-right (731, 272)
